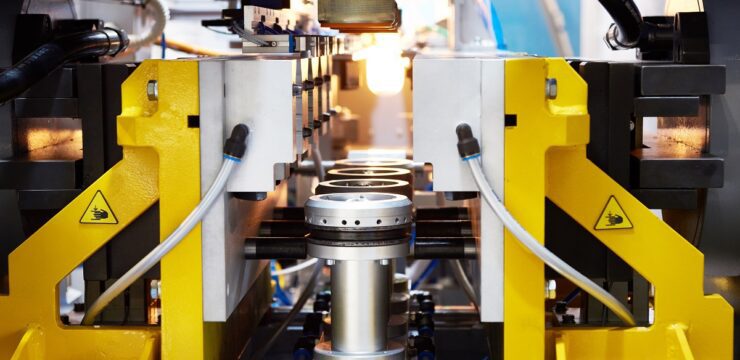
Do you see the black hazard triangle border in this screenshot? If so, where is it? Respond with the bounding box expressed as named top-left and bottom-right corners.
top-left (80, 190), bottom-right (119, 225)
top-left (593, 195), bottom-right (633, 231)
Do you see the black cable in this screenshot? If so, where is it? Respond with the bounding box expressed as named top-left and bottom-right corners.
top-left (598, 0), bottom-right (643, 49)
top-left (0, 28), bottom-right (128, 104)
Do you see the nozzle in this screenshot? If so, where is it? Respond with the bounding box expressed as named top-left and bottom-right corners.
top-left (456, 123), bottom-right (480, 159)
top-left (223, 124), bottom-right (250, 159)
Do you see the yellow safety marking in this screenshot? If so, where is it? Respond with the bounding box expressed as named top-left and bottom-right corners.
top-left (79, 190), bottom-right (118, 224)
top-left (594, 195), bottom-right (633, 230)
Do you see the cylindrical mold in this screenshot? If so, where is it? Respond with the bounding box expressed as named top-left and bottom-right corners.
top-left (331, 259), bottom-right (391, 353)
top-left (316, 178), bottom-right (413, 200)
top-left (305, 192), bottom-right (411, 359)
top-left (326, 167), bottom-right (413, 186)
top-left (334, 158), bottom-right (414, 169)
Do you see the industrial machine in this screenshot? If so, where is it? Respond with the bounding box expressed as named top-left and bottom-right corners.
top-left (0, 0), bottom-right (737, 359)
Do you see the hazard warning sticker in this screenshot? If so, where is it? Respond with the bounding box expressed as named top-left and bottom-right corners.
top-left (80, 190), bottom-right (118, 224)
top-left (594, 195), bottom-right (633, 230)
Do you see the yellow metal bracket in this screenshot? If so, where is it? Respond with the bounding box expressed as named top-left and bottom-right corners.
top-left (502, 58), bottom-right (733, 359)
top-left (0, 60), bottom-right (206, 359)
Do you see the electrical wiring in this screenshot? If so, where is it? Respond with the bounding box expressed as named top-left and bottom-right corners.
top-left (456, 124), bottom-right (636, 326)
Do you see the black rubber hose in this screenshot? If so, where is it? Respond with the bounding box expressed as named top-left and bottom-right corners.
top-left (598, 0), bottom-right (643, 48)
top-left (0, 28), bottom-right (128, 103)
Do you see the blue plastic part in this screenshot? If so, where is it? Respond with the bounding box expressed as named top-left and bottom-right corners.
top-left (161, 32), bottom-right (166, 58)
top-left (488, 0), bottom-right (508, 50)
top-left (293, 348), bottom-right (313, 360)
top-left (271, 261), bottom-right (293, 306)
top-left (412, 259), bottom-right (439, 290)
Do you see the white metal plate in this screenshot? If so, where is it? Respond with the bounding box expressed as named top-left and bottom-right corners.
top-left (412, 55), bottom-right (505, 322)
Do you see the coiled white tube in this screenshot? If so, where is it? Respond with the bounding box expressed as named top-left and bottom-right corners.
top-left (128, 0), bottom-right (169, 50)
top-left (81, 157), bottom-right (238, 325)
top-left (465, 157), bottom-right (636, 326)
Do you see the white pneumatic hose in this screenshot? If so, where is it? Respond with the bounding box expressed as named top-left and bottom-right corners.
top-left (128, 0), bottom-right (169, 50)
top-left (82, 125), bottom-right (249, 325)
top-left (456, 124), bottom-right (636, 326)
top-left (272, 258), bottom-right (318, 276)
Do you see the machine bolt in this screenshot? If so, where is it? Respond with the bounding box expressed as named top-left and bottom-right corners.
top-left (545, 78), bottom-right (557, 99)
top-left (326, 259), bottom-right (335, 266)
top-left (379, 259), bottom-right (390, 266)
top-left (147, 80), bottom-right (158, 101)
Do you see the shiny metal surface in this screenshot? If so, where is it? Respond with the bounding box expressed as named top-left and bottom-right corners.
top-left (326, 167), bottom-right (413, 184)
top-left (307, 242), bottom-right (408, 261)
top-left (331, 260), bottom-right (391, 353)
top-left (305, 192), bottom-right (412, 231)
top-left (334, 158), bottom-right (414, 169)
top-left (315, 179), bottom-right (412, 200)
top-left (314, 341), bottom-right (406, 360)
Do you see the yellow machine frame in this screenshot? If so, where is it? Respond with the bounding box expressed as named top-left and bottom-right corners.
top-left (0, 60), bottom-right (211, 359)
top-left (502, 58), bottom-right (733, 359)
top-left (0, 57), bottom-right (733, 359)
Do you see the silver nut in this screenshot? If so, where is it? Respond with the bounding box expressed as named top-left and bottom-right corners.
top-left (545, 78), bottom-right (557, 100)
top-left (326, 259), bottom-right (335, 266)
top-left (147, 80), bottom-right (158, 101)
top-left (379, 259), bottom-right (390, 266)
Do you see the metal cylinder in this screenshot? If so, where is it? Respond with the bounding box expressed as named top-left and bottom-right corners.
top-left (305, 192), bottom-right (411, 359)
top-left (326, 167), bottom-right (413, 186)
top-left (316, 178), bottom-right (413, 200)
top-left (334, 158), bottom-right (414, 169)
top-left (331, 259), bottom-right (391, 353)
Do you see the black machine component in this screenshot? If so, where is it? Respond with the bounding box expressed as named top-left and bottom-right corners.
top-left (244, 236), bottom-right (307, 259)
top-left (599, 0), bottom-right (709, 64)
top-left (2, 15), bottom-right (129, 104)
top-left (0, 3), bottom-right (156, 324)
top-left (413, 237), bottom-right (477, 260)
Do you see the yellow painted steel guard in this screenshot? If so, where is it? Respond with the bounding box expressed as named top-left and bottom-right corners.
top-left (0, 60), bottom-right (209, 359)
top-left (502, 58), bottom-right (733, 359)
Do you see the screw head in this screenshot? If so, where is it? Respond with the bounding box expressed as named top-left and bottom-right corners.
top-left (147, 80), bottom-right (158, 101)
top-left (545, 78), bottom-right (557, 100)
top-left (326, 259), bottom-right (335, 266)
top-left (379, 259), bottom-right (390, 266)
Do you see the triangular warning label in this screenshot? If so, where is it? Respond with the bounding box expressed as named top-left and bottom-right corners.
top-left (80, 190), bottom-right (118, 224)
top-left (594, 195), bottom-right (633, 230)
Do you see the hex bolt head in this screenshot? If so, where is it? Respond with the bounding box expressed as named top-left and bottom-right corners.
top-left (326, 259), bottom-right (335, 266)
top-left (379, 259), bottom-right (390, 266)
top-left (545, 78), bottom-right (557, 100)
top-left (147, 80), bottom-right (158, 101)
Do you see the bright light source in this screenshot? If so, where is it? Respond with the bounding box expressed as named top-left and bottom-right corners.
top-left (365, 34), bottom-right (406, 96)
